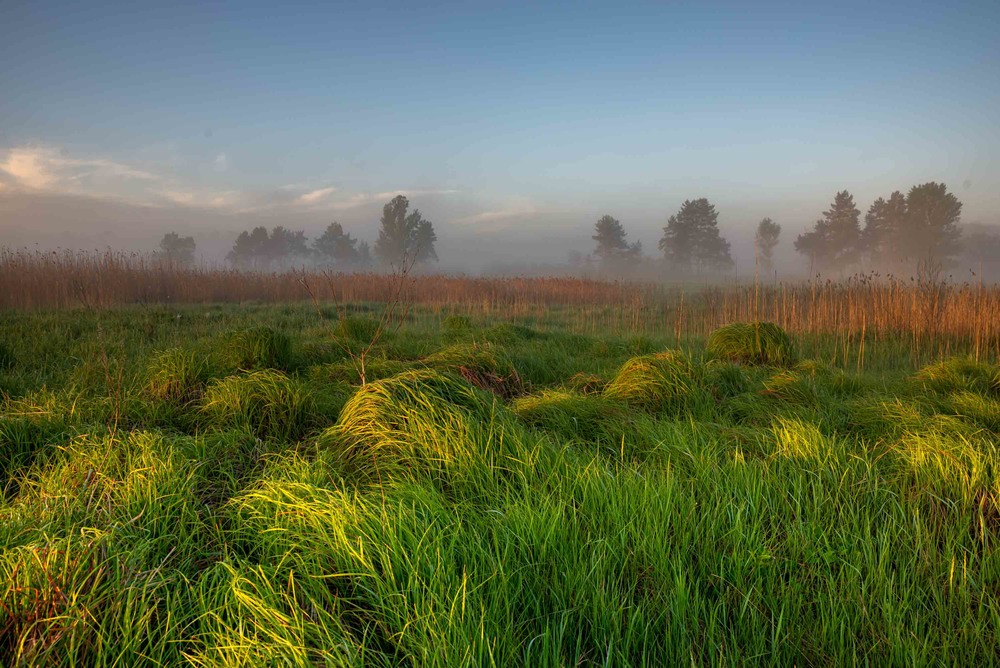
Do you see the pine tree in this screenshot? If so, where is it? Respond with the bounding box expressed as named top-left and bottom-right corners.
top-left (862, 191), bottom-right (906, 267)
top-left (900, 182), bottom-right (962, 279)
top-left (659, 199), bottom-right (732, 272)
top-left (794, 191), bottom-right (860, 274)
top-left (314, 222), bottom-right (359, 266)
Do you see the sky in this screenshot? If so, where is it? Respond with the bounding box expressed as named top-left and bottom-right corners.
top-left (1, 0), bottom-right (999, 269)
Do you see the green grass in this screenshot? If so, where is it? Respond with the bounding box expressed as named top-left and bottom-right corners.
top-left (1, 303), bottom-right (1000, 665)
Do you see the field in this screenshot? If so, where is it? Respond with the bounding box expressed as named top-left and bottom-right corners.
top-left (2, 282), bottom-right (1000, 664)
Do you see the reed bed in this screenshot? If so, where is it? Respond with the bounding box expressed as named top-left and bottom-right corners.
top-left (3, 247), bottom-right (999, 362)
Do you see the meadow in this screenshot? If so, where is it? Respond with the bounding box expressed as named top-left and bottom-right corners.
top-left (2, 271), bottom-right (1000, 664)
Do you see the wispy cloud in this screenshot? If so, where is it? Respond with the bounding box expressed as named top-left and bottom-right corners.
top-left (0, 146), bottom-right (158, 192)
top-left (296, 186), bottom-right (337, 205)
top-left (453, 199), bottom-right (539, 227)
top-left (0, 144), bottom-right (462, 218)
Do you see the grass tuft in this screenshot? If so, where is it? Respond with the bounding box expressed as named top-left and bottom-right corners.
top-left (201, 370), bottom-right (317, 440)
top-left (423, 342), bottom-right (523, 398)
top-left (603, 351), bottom-right (695, 412)
top-left (706, 321), bottom-right (796, 366)
top-left (219, 326), bottom-right (293, 371)
top-left (145, 347), bottom-right (209, 402)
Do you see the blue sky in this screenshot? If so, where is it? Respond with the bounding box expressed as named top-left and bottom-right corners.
top-left (1, 0), bottom-right (998, 265)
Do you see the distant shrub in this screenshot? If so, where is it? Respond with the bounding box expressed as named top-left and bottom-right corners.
top-left (145, 348), bottom-right (208, 403)
top-left (423, 343), bottom-right (523, 398)
top-left (913, 356), bottom-right (1000, 396)
top-left (707, 322), bottom-right (796, 366)
top-left (201, 370), bottom-right (315, 441)
top-left (603, 351), bottom-right (694, 411)
top-left (219, 327), bottom-right (292, 371)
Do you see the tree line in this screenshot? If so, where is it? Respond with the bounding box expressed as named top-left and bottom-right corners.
top-left (589, 181), bottom-right (973, 280)
top-left (157, 195), bottom-right (438, 271)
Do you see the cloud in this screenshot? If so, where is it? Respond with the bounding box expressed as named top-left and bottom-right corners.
top-left (453, 199), bottom-right (539, 227)
top-left (0, 144), bottom-right (461, 219)
top-left (0, 146), bottom-right (158, 193)
top-left (296, 186), bottom-right (337, 204)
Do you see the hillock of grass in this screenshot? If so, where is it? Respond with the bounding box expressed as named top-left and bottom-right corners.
top-left (320, 369), bottom-right (526, 484)
top-left (423, 343), bottom-right (523, 398)
top-left (913, 356), bottom-right (1000, 396)
top-left (144, 347), bottom-right (208, 403)
top-left (218, 326), bottom-right (292, 371)
top-left (201, 370), bottom-right (317, 441)
top-left (603, 351), bottom-right (696, 412)
top-left (707, 321), bottom-right (796, 366)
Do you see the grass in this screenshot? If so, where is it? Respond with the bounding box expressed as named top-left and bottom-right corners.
top-left (1, 301), bottom-right (1000, 665)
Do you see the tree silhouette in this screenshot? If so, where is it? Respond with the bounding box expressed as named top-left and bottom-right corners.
top-left (592, 215), bottom-right (641, 271)
top-left (901, 182), bottom-right (962, 279)
top-left (227, 226), bottom-right (307, 270)
top-left (659, 199), bottom-right (732, 272)
top-left (754, 218), bottom-right (781, 273)
top-left (862, 191), bottom-right (906, 267)
top-left (794, 190), bottom-right (860, 274)
top-left (412, 219), bottom-right (438, 264)
top-left (158, 232), bottom-right (196, 267)
top-left (374, 195), bottom-right (438, 266)
top-left (314, 222), bottom-right (360, 266)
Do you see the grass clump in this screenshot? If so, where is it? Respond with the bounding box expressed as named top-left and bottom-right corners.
top-left (201, 370), bottom-right (317, 441)
top-left (603, 351), bottom-right (695, 412)
top-left (0, 341), bottom-right (14, 369)
top-left (219, 326), bottom-right (292, 371)
top-left (707, 321), bottom-right (796, 366)
top-left (441, 314), bottom-right (475, 340)
top-left (144, 347), bottom-right (208, 402)
top-left (307, 357), bottom-right (414, 386)
top-left (423, 342), bottom-right (523, 398)
top-left (321, 369), bottom-right (522, 483)
top-left (912, 356), bottom-right (1000, 396)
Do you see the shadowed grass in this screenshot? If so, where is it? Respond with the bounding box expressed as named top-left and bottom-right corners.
top-left (707, 321), bottom-right (796, 366)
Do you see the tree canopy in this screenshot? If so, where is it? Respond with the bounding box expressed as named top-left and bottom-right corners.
top-left (592, 215), bottom-right (641, 271)
top-left (794, 190), bottom-right (861, 274)
top-left (374, 195), bottom-right (438, 267)
top-left (158, 232), bottom-right (196, 267)
top-left (659, 199), bottom-right (732, 271)
top-left (754, 218), bottom-right (781, 273)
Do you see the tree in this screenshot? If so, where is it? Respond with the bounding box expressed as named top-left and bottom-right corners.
top-left (753, 218), bottom-right (781, 273)
top-left (592, 215), bottom-right (641, 271)
top-left (374, 195), bottom-right (438, 266)
top-left (659, 198), bottom-right (732, 272)
top-left (412, 219), bottom-right (438, 264)
top-left (357, 241), bottom-right (373, 269)
top-left (227, 227), bottom-right (269, 269)
top-left (900, 182), bottom-right (962, 278)
top-left (314, 222), bottom-right (359, 266)
top-left (794, 190), bottom-right (860, 274)
top-left (226, 226), bottom-right (307, 270)
top-left (158, 232), bottom-right (196, 267)
top-left (862, 191), bottom-right (906, 267)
